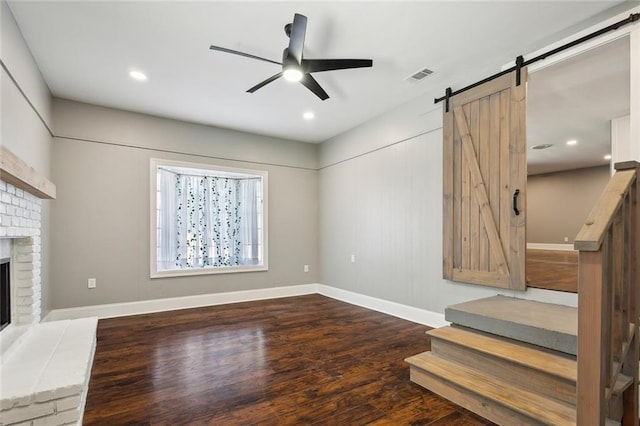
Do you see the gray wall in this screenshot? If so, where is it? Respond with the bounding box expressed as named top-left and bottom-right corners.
top-left (319, 98), bottom-right (578, 314)
top-left (51, 99), bottom-right (319, 309)
top-left (1, 0), bottom-right (53, 317)
top-left (527, 166), bottom-right (610, 244)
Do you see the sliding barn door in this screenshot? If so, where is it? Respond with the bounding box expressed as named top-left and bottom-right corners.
top-left (443, 69), bottom-right (527, 290)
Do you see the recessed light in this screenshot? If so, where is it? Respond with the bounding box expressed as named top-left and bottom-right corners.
top-left (531, 144), bottom-right (553, 150)
top-left (129, 70), bottom-right (147, 81)
top-left (303, 111), bottom-right (315, 120)
top-left (604, 154), bottom-right (612, 160)
top-left (566, 139), bottom-right (578, 146)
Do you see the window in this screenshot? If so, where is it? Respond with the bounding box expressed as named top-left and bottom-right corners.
top-left (150, 159), bottom-right (267, 278)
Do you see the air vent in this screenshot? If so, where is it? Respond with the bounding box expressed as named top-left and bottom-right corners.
top-left (406, 67), bottom-right (434, 82)
top-left (531, 144), bottom-right (554, 150)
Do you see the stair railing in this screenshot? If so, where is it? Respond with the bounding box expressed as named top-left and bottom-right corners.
top-left (574, 161), bottom-right (639, 425)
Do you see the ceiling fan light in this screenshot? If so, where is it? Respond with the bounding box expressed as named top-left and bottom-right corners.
top-left (283, 67), bottom-right (303, 82)
top-left (129, 70), bottom-right (147, 81)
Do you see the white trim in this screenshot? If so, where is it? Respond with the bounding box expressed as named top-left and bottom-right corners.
top-left (630, 25), bottom-right (640, 162)
top-left (44, 284), bottom-right (317, 321)
top-left (317, 285), bottom-right (448, 328)
top-left (43, 284), bottom-right (448, 329)
top-left (527, 243), bottom-right (575, 251)
top-left (151, 264), bottom-right (268, 279)
top-left (502, 6), bottom-right (640, 73)
top-left (149, 157), bottom-right (269, 279)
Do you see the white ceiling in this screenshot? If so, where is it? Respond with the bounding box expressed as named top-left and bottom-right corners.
top-left (527, 36), bottom-right (630, 175)
top-left (7, 1), bottom-right (632, 147)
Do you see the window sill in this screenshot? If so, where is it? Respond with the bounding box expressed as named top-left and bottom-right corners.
top-left (150, 265), bottom-right (268, 279)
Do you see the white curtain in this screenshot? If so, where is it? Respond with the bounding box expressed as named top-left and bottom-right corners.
top-left (158, 170), bottom-right (178, 271)
top-left (157, 168), bottom-right (261, 271)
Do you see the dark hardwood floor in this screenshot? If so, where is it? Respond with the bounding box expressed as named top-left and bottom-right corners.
top-left (84, 294), bottom-right (495, 425)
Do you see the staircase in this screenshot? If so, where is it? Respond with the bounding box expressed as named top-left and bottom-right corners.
top-left (408, 162), bottom-right (640, 425)
top-left (405, 296), bottom-right (632, 425)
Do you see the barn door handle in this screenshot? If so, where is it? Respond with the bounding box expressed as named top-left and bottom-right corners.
top-left (513, 189), bottom-right (520, 216)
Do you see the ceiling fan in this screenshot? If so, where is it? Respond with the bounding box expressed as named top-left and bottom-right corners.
top-left (209, 13), bottom-right (373, 101)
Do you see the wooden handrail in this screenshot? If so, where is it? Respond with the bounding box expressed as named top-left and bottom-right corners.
top-left (575, 160), bottom-right (639, 425)
top-left (574, 168), bottom-right (636, 251)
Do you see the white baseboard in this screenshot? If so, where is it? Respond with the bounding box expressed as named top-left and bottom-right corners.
top-left (527, 243), bottom-right (575, 251)
top-left (43, 283), bottom-right (447, 329)
top-left (317, 285), bottom-right (448, 328)
top-left (43, 284), bottom-right (318, 321)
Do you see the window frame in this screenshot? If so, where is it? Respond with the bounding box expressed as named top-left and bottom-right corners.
top-left (149, 158), bottom-right (268, 279)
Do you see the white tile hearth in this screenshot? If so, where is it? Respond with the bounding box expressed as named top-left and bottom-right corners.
top-left (0, 318), bottom-right (98, 425)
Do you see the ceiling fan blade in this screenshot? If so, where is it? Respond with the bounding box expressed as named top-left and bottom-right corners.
top-left (209, 45), bottom-right (282, 66)
top-left (288, 14), bottom-right (307, 65)
top-left (300, 74), bottom-right (329, 101)
top-left (303, 59), bottom-right (373, 73)
top-left (247, 72), bottom-right (283, 93)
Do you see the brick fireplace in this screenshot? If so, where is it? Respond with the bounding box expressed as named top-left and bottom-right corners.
top-left (0, 146), bottom-right (97, 426)
top-left (0, 180), bottom-right (43, 332)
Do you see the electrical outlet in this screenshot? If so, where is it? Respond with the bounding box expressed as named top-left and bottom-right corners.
top-left (350, 254), bottom-right (356, 263)
top-left (88, 278), bottom-right (96, 289)
top-left (563, 236), bottom-right (569, 242)
top-left (304, 265), bottom-right (309, 273)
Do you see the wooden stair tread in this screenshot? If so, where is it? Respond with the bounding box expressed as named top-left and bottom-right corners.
top-left (428, 326), bottom-right (576, 382)
top-left (406, 351), bottom-right (576, 426)
top-left (611, 373), bottom-right (633, 396)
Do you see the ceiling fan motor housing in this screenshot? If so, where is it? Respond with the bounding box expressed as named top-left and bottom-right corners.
top-left (209, 13), bottom-right (372, 100)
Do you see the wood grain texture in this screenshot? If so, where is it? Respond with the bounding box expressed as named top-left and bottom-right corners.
top-left (575, 164), bottom-right (639, 423)
top-left (443, 69), bottom-right (526, 291)
top-left (498, 89), bottom-right (511, 282)
top-left (0, 145), bottom-right (56, 199)
top-left (488, 93), bottom-right (501, 273)
top-left (574, 169), bottom-right (635, 251)
top-left (83, 295), bottom-right (495, 425)
top-left (454, 106), bottom-right (508, 277)
top-left (428, 326), bottom-right (576, 381)
top-left (577, 250), bottom-right (607, 425)
top-left (407, 352), bottom-right (576, 425)
top-left (428, 326), bottom-right (577, 405)
top-left (621, 169), bottom-right (639, 424)
top-left (508, 68), bottom-right (527, 291)
top-left (469, 100), bottom-right (480, 272)
top-left (451, 270), bottom-right (509, 288)
top-left (526, 249), bottom-right (578, 293)
top-left (478, 96), bottom-right (491, 272)
top-left (443, 104), bottom-right (454, 280)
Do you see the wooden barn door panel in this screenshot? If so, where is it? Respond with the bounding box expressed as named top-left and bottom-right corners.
top-left (443, 70), bottom-right (527, 290)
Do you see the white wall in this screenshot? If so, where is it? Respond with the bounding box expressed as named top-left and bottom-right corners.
top-left (0, 0), bottom-right (53, 317)
top-left (631, 26), bottom-right (640, 161)
top-left (50, 99), bottom-right (319, 309)
top-left (611, 115), bottom-right (631, 173)
top-left (319, 99), bottom-right (578, 315)
top-left (317, 6), bottom-right (640, 315)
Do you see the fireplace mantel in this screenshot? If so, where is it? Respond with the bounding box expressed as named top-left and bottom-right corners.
top-left (0, 146), bottom-right (56, 199)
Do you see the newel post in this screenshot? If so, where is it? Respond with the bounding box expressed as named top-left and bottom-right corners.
top-left (616, 161), bottom-right (640, 425)
top-left (577, 249), bottom-right (607, 425)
